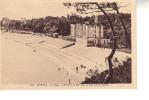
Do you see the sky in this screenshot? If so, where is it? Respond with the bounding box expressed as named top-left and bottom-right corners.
top-left (0, 0), bottom-right (132, 20)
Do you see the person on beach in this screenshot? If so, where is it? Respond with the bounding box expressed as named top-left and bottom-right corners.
top-left (69, 79), bottom-right (71, 85)
top-left (76, 67), bottom-right (79, 73)
top-left (58, 67), bottom-right (61, 72)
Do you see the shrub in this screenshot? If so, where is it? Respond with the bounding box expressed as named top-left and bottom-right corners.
top-left (81, 57), bottom-right (131, 84)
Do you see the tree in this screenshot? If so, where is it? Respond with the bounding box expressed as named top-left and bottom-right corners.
top-left (63, 2), bottom-right (130, 83)
top-left (113, 3), bottom-right (131, 49)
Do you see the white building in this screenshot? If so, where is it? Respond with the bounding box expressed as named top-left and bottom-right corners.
top-left (71, 24), bottom-right (102, 38)
top-left (70, 22), bottom-right (111, 47)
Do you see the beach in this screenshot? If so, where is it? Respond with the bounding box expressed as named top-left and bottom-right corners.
top-left (0, 30), bottom-right (130, 85)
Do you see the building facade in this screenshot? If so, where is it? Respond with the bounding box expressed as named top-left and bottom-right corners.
top-left (70, 23), bottom-right (103, 39)
top-left (70, 22), bottom-right (110, 47)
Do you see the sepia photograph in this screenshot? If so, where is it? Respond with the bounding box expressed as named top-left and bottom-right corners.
top-left (0, 0), bottom-right (136, 89)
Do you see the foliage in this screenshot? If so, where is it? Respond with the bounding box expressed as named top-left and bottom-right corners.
top-left (82, 57), bottom-right (131, 84)
top-left (0, 13), bottom-right (131, 47)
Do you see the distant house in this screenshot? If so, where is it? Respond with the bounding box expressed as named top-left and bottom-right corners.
top-left (70, 21), bottom-right (111, 47)
top-left (100, 38), bottom-right (111, 47)
top-left (45, 25), bottom-right (59, 37)
top-left (1, 17), bottom-right (10, 29)
top-left (100, 38), bottom-right (111, 44)
top-left (49, 25), bottom-right (58, 33)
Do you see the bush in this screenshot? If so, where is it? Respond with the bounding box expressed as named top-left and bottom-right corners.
top-left (81, 57), bottom-right (131, 84)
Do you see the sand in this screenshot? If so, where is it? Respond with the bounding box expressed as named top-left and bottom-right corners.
top-left (0, 30), bottom-right (130, 85)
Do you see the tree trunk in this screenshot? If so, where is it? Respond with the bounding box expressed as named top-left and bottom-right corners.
top-left (96, 3), bottom-right (117, 83)
top-left (113, 3), bottom-right (131, 49)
